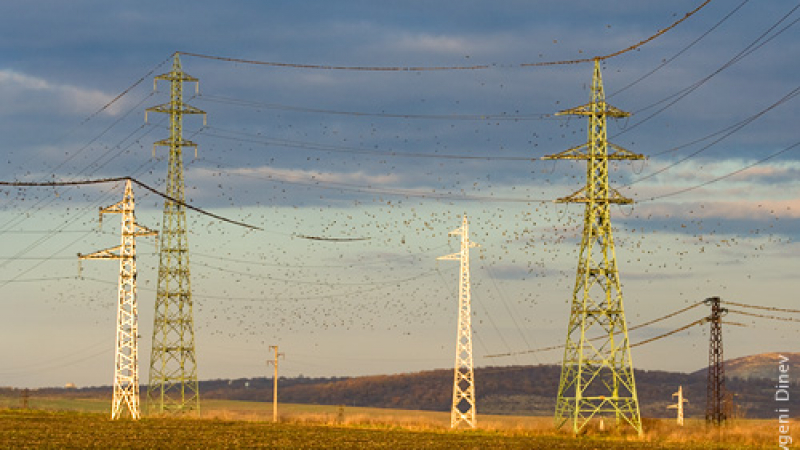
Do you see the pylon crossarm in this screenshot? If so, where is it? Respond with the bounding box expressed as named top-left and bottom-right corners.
top-left (133, 224), bottom-right (158, 237)
top-left (155, 72), bottom-right (198, 83)
top-left (555, 187), bottom-right (589, 204)
top-left (100, 201), bottom-right (125, 216)
top-left (154, 138), bottom-right (199, 148)
top-left (79, 246), bottom-right (123, 260)
top-left (607, 143), bottom-right (646, 160)
top-left (542, 143), bottom-right (590, 160)
top-left (555, 102), bottom-right (631, 119)
top-left (147, 103), bottom-right (206, 117)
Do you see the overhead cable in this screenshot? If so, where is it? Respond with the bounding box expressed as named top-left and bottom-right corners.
top-left (0, 177), bottom-right (262, 231)
top-left (179, 1), bottom-right (712, 71)
top-left (484, 302), bottom-right (705, 358)
top-left (727, 309), bottom-right (800, 323)
top-left (522, 0), bottom-right (713, 67)
top-left (721, 300), bottom-right (800, 314)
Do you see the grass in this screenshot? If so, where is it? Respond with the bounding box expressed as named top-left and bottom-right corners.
top-left (0, 395), bottom-right (775, 448)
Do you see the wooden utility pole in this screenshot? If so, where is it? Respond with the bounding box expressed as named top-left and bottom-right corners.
top-left (267, 346), bottom-right (284, 423)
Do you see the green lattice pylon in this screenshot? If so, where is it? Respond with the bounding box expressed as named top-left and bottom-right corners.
top-left (145, 53), bottom-right (206, 415)
top-left (543, 59), bottom-right (644, 436)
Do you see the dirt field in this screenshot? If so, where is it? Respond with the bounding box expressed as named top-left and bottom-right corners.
top-left (0, 401), bottom-right (776, 449)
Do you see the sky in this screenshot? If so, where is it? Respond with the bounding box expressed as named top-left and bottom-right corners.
top-left (0, 0), bottom-right (797, 389)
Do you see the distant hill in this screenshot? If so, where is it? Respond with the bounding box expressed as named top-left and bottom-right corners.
top-left (12, 352), bottom-right (797, 420)
top-left (692, 352), bottom-right (799, 380)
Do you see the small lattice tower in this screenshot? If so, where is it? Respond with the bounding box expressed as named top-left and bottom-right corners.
top-left (438, 215), bottom-right (479, 429)
top-left (544, 59), bottom-right (644, 435)
top-left (705, 296), bottom-right (726, 426)
top-left (145, 53), bottom-right (206, 414)
top-left (79, 180), bottom-right (157, 420)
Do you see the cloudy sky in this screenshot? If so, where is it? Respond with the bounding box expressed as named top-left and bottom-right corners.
top-left (0, 1), bottom-right (797, 389)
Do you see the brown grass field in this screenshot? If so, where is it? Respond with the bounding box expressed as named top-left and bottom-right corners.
top-left (0, 395), bottom-right (778, 448)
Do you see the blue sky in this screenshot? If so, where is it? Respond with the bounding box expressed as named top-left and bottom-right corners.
top-left (0, 1), bottom-right (797, 389)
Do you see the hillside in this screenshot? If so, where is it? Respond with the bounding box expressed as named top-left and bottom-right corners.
top-left (12, 353), bottom-right (797, 419)
top-left (691, 352), bottom-right (799, 380)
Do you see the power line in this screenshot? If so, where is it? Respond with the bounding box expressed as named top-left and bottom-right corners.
top-left (626, 85), bottom-right (800, 189)
top-left (484, 301), bottom-right (706, 358)
top-left (195, 161), bottom-right (551, 203)
top-left (483, 264), bottom-right (540, 365)
top-left (721, 300), bottom-right (800, 314)
top-left (77, 56), bottom-right (173, 129)
top-left (179, 51), bottom-right (490, 71)
top-left (129, 178), bottom-right (260, 230)
top-left (640, 139), bottom-right (800, 201)
top-left (193, 259), bottom-right (439, 287)
top-left (189, 245), bottom-right (444, 270)
top-left (522, 0), bottom-right (713, 67)
top-left (617, 3), bottom-right (800, 135)
top-left (199, 126), bottom-right (538, 161)
top-left (295, 235), bottom-right (370, 242)
top-left (610, 0), bottom-right (750, 98)
top-left (80, 273), bottom-right (431, 302)
top-left (727, 309), bottom-right (800, 324)
top-left (630, 319), bottom-right (705, 348)
top-left (179, 2), bottom-right (712, 71)
top-left (628, 302), bottom-right (705, 332)
top-left (0, 177), bottom-right (262, 230)
top-left (196, 93), bottom-right (556, 121)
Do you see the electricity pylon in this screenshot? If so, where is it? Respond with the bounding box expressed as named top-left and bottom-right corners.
top-left (544, 59), bottom-right (644, 436)
top-left (704, 296), bottom-right (726, 426)
top-left (438, 215), bottom-right (479, 429)
top-left (667, 386), bottom-right (689, 426)
top-left (79, 180), bottom-right (157, 420)
top-left (145, 53), bottom-right (206, 415)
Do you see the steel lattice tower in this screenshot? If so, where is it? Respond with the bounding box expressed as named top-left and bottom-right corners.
top-left (438, 215), bottom-right (479, 429)
top-left (145, 53), bottom-right (206, 414)
top-left (544, 60), bottom-right (644, 435)
top-left (79, 180), bottom-right (157, 420)
top-left (704, 296), bottom-right (726, 426)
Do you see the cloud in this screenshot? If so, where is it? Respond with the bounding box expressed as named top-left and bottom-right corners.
top-left (0, 69), bottom-right (119, 116)
top-left (388, 32), bottom-right (520, 57)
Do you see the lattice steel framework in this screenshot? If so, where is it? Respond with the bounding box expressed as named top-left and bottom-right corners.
top-left (438, 215), bottom-right (479, 429)
top-left (145, 53), bottom-right (206, 414)
top-left (705, 296), bottom-right (726, 426)
top-left (79, 180), bottom-right (157, 420)
top-left (544, 59), bottom-right (644, 435)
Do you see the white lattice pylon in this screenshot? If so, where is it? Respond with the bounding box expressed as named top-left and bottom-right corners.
top-left (79, 180), bottom-right (157, 420)
top-left (438, 215), bottom-right (479, 428)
